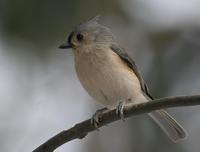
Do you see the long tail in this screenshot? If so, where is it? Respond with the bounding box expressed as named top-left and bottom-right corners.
top-left (148, 110), bottom-right (188, 142)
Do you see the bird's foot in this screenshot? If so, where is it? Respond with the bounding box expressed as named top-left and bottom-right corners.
top-left (116, 101), bottom-right (126, 121)
top-left (116, 98), bottom-right (131, 121)
top-left (91, 108), bottom-right (108, 130)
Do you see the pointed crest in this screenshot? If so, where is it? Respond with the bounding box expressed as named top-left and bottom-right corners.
top-left (78, 15), bottom-right (101, 28)
top-left (87, 15), bottom-right (101, 24)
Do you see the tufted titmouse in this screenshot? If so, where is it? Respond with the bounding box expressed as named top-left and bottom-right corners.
top-left (59, 16), bottom-right (187, 142)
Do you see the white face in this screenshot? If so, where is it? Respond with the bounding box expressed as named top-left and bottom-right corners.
top-left (69, 30), bottom-right (96, 50)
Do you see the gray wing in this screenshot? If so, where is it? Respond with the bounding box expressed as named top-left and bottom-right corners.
top-left (111, 45), bottom-right (188, 142)
top-left (110, 44), bottom-right (153, 100)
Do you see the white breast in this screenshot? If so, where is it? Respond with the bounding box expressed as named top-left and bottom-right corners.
top-left (74, 48), bottom-right (147, 109)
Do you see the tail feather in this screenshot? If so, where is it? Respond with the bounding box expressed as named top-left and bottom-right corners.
top-left (148, 110), bottom-right (187, 142)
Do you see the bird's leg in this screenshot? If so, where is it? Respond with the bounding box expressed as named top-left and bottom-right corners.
top-left (116, 102), bottom-right (126, 121)
top-left (116, 98), bottom-right (131, 121)
top-left (91, 107), bottom-right (109, 129)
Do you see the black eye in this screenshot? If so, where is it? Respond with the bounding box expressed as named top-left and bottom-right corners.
top-left (76, 33), bottom-right (84, 41)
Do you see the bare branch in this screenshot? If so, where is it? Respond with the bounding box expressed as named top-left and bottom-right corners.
top-left (33, 95), bottom-right (200, 152)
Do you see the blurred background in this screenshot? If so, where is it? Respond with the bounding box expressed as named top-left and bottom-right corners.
top-left (1, 0), bottom-right (200, 152)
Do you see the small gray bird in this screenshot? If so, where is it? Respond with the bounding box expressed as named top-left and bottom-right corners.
top-left (59, 16), bottom-right (187, 142)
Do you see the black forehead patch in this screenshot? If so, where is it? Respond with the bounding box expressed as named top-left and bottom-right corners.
top-left (68, 31), bottom-right (74, 44)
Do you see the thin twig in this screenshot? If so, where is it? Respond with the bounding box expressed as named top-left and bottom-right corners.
top-left (33, 95), bottom-right (200, 152)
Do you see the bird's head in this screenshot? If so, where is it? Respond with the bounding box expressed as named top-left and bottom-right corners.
top-left (59, 15), bottom-right (115, 52)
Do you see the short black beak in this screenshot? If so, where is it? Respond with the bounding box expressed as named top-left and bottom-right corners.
top-left (58, 42), bottom-right (72, 49)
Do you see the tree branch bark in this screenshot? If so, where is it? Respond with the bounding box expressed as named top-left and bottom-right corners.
top-left (33, 95), bottom-right (200, 152)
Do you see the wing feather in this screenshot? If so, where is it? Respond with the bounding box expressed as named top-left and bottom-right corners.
top-left (110, 44), bottom-right (153, 100)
